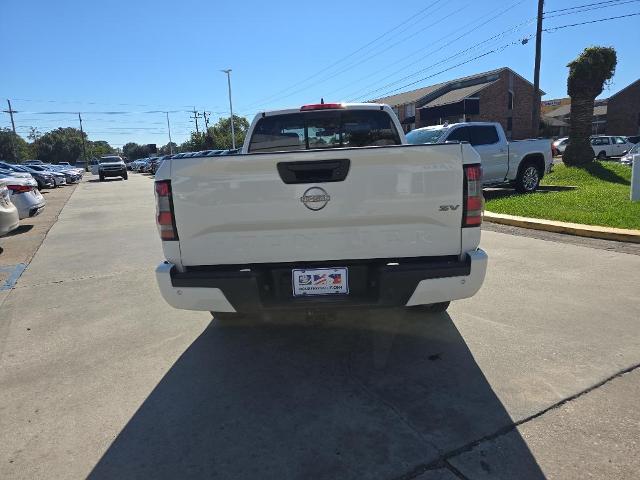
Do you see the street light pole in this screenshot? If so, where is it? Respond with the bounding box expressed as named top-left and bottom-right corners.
top-left (221, 69), bottom-right (236, 149)
top-left (166, 112), bottom-right (173, 154)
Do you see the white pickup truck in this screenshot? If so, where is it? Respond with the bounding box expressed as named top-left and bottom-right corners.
top-left (406, 122), bottom-right (552, 192)
top-left (155, 103), bottom-right (487, 315)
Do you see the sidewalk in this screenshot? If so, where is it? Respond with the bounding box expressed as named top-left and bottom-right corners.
top-left (484, 211), bottom-right (640, 244)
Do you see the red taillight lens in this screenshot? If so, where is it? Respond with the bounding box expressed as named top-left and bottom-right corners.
top-left (463, 164), bottom-right (483, 228)
top-left (155, 180), bottom-right (178, 241)
top-left (300, 103), bottom-right (344, 111)
top-left (7, 184), bottom-right (33, 193)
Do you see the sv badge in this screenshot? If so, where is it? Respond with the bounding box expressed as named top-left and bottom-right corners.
top-left (439, 205), bottom-right (460, 211)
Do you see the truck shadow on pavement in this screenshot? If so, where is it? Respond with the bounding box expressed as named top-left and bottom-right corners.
top-left (88, 309), bottom-right (545, 480)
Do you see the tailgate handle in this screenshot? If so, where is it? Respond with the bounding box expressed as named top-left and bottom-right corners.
top-left (277, 159), bottom-right (350, 184)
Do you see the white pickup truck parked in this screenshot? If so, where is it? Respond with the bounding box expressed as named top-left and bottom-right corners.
top-left (406, 122), bottom-right (552, 192)
top-left (155, 103), bottom-right (487, 316)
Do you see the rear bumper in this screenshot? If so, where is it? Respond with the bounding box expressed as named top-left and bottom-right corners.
top-left (0, 209), bottom-right (20, 236)
top-left (156, 249), bottom-right (488, 313)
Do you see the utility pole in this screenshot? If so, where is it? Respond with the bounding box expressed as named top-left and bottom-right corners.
top-left (221, 69), bottom-right (236, 149)
top-left (78, 113), bottom-right (88, 171)
top-left (531, 0), bottom-right (544, 138)
top-left (190, 107), bottom-right (202, 134)
top-left (166, 112), bottom-right (174, 154)
top-left (203, 110), bottom-right (211, 131)
top-left (5, 100), bottom-right (17, 134)
top-left (3, 100), bottom-right (18, 162)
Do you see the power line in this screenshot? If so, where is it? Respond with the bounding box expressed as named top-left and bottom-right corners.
top-left (362, 50), bottom-right (500, 102)
top-left (543, 12), bottom-right (640, 31)
top-left (543, 0), bottom-right (640, 18)
top-left (329, 0), bottom-right (531, 101)
top-left (10, 97), bottom-right (207, 109)
top-left (243, 0), bottom-right (529, 110)
top-left (350, 29), bottom-right (535, 102)
top-left (355, 9), bottom-right (638, 103)
top-left (247, 1), bottom-right (470, 109)
top-left (241, 0), bottom-right (447, 109)
top-left (544, 0), bottom-right (630, 14)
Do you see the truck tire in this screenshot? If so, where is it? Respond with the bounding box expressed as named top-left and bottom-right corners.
top-left (515, 162), bottom-right (541, 193)
top-left (597, 151), bottom-right (606, 160)
top-left (409, 301), bottom-right (450, 313)
top-left (122, 172), bottom-right (128, 180)
top-left (99, 174), bottom-right (104, 182)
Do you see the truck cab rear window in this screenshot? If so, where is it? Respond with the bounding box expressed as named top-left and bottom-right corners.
top-left (248, 110), bottom-right (401, 153)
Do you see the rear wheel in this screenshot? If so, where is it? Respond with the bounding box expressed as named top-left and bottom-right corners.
top-left (597, 151), bottom-right (607, 160)
top-left (515, 162), bottom-right (541, 193)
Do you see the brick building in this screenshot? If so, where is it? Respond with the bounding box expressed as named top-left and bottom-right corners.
top-left (606, 79), bottom-right (640, 136)
top-left (540, 79), bottom-right (640, 137)
top-left (373, 67), bottom-right (543, 139)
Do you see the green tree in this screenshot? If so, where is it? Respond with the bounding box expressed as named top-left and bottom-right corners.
top-left (159, 142), bottom-right (178, 155)
top-left (32, 127), bottom-right (86, 164)
top-left (562, 46), bottom-right (617, 166)
top-left (0, 128), bottom-right (30, 162)
top-left (27, 127), bottom-right (42, 142)
top-left (208, 115), bottom-right (249, 150)
top-left (88, 140), bottom-right (114, 158)
top-left (178, 132), bottom-right (207, 152)
top-left (123, 142), bottom-right (152, 160)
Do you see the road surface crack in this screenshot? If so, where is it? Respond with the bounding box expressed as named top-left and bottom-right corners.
top-left (391, 361), bottom-right (640, 480)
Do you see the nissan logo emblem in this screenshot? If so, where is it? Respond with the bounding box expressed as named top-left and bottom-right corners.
top-left (300, 186), bottom-right (330, 211)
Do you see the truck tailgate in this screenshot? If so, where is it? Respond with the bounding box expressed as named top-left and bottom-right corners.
top-left (170, 144), bottom-right (465, 266)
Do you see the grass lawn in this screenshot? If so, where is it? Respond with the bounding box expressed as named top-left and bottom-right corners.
top-left (484, 161), bottom-right (640, 230)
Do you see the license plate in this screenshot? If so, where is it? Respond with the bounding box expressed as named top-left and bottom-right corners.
top-left (292, 267), bottom-right (348, 296)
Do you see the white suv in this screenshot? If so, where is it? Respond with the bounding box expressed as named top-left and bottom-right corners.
top-left (591, 136), bottom-right (631, 159)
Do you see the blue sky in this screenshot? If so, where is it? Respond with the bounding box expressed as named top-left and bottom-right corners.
top-left (2, 0), bottom-right (639, 147)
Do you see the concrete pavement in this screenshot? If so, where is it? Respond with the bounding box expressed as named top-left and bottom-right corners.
top-left (1, 173), bottom-right (639, 479)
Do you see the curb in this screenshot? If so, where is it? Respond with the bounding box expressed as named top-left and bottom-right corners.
top-left (483, 211), bottom-right (640, 244)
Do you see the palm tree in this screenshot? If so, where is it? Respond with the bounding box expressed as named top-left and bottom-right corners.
top-left (562, 47), bottom-right (617, 166)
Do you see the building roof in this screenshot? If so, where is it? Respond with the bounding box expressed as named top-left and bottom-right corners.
top-left (372, 67), bottom-right (541, 107)
top-left (422, 81), bottom-right (497, 108)
top-left (372, 81), bottom-right (447, 108)
top-left (608, 78), bottom-right (640, 100)
top-left (546, 103), bottom-right (608, 118)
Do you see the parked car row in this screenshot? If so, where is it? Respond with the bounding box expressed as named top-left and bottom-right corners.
top-left (0, 160), bottom-right (84, 237)
top-left (551, 135), bottom-right (638, 159)
top-left (127, 149), bottom-right (240, 175)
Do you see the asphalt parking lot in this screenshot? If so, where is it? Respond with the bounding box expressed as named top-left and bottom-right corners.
top-left (1, 173), bottom-right (639, 479)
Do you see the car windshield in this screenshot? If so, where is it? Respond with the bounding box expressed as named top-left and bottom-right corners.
top-left (406, 128), bottom-right (446, 144)
top-left (99, 157), bottom-right (122, 163)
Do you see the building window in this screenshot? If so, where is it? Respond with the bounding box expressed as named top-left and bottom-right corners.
top-left (507, 90), bottom-right (514, 111)
top-left (405, 103), bottom-right (415, 118)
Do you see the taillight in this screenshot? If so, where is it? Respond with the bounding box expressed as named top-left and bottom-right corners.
top-left (155, 180), bottom-right (178, 241)
top-left (7, 184), bottom-right (33, 193)
top-left (300, 103), bottom-right (344, 111)
top-left (463, 164), bottom-right (483, 228)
